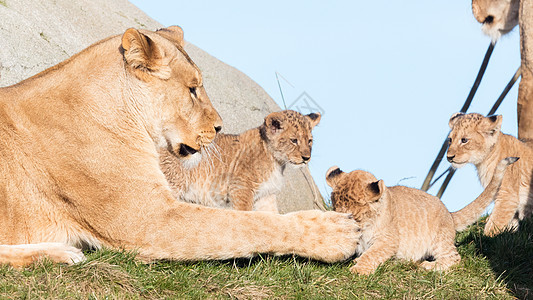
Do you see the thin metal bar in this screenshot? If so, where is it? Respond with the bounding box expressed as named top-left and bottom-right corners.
top-left (488, 67), bottom-right (522, 115)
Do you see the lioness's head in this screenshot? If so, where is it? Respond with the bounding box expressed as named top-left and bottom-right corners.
top-left (447, 112), bottom-right (502, 168)
top-left (326, 167), bottom-right (385, 222)
top-left (471, 0), bottom-right (519, 42)
top-left (121, 26), bottom-right (222, 167)
top-left (259, 110), bottom-right (321, 166)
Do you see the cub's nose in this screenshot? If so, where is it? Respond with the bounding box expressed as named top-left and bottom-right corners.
top-left (447, 155), bottom-right (455, 163)
top-left (302, 156), bottom-right (310, 162)
top-left (215, 126), bottom-right (222, 133)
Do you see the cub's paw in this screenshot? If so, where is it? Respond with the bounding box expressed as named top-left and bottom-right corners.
top-left (349, 258), bottom-right (375, 275)
top-left (287, 210), bottom-right (360, 263)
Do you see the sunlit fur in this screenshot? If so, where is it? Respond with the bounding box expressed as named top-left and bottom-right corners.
top-left (160, 110), bottom-right (321, 212)
top-left (0, 26), bottom-right (360, 267)
top-left (471, 0), bottom-right (519, 42)
top-left (326, 158), bottom-right (514, 275)
top-left (448, 112), bottom-right (533, 236)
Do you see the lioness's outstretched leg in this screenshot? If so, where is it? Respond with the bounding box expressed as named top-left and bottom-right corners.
top-left (97, 192), bottom-right (358, 263)
top-left (0, 243), bottom-right (85, 268)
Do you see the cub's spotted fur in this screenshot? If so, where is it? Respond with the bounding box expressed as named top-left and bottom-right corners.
top-left (326, 157), bottom-right (516, 275)
top-left (448, 112), bottom-right (533, 236)
top-left (160, 110), bottom-right (320, 212)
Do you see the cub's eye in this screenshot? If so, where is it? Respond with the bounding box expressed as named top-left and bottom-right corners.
top-left (447, 137), bottom-right (452, 144)
top-left (290, 138), bottom-right (298, 145)
top-left (461, 138), bottom-right (468, 144)
top-left (189, 87), bottom-right (197, 98)
top-left (308, 139), bottom-right (313, 145)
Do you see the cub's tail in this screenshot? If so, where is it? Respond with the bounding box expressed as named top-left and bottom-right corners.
top-left (451, 157), bottom-right (518, 231)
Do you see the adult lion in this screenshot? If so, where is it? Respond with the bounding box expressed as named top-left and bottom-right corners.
top-left (471, 0), bottom-right (533, 140)
top-left (0, 26), bottom-right (359, 268)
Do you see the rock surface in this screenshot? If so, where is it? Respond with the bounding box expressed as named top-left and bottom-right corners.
top-left (0, 0), bottom-right (324, 213)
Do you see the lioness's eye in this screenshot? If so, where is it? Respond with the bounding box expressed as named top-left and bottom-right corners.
top-left (461, 138), bottom-right (468, 144)
top-left (308, 139), bottom-right (313, 145)
top-left (447, 137), bottom-right (452, 144)
top-left (290, 139), bottom-right (298, 144)
top-left (189, 87), bottom-right (197, 98)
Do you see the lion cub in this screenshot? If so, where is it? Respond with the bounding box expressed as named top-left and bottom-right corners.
top-left (160, 110), bottom-right (320, 212)
top-left (326, 157), bottom-right (516, 275)
top-left (448, 112), bottom-right (533, 236)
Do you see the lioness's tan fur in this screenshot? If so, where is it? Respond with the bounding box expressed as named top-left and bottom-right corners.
top-left (0, 26), bottom-right (360, 267)
top-left (160, 110), bottom-right (320, 212)
top-left (471, 0), bottom-right (519, 42)
top-left (448, 112), bottom-right (533, 236)
top-left (326, 157), bottom-right (514, 275)
top-left (471, 0), bottom-right (533, 140)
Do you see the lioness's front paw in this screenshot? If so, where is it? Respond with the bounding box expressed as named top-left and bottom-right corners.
top-left (39, 243), bottom-right (86, 265)
top-left (288, 210), bottom-right (360, 263)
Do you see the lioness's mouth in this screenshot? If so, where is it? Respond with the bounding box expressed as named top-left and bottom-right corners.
top-left (178, 143), bottom-right (199, 157)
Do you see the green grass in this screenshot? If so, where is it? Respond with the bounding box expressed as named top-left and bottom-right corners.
top-left (1, 218), bottom-right (531, 299)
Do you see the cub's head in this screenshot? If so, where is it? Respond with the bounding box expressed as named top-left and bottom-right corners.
top-left (326, 166), bottom-right (385, 222)
top-left (447, 112), bottom-right (502, 168)
top-left (260, 110), bottom-right (321, 166)
top-left (121, 26), bottom-right (222, 168)
top-left (471, 0), bottom-right (519, 42)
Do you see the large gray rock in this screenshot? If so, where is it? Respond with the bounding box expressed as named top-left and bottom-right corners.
top-left (0, 0), bottom-right (324, 213)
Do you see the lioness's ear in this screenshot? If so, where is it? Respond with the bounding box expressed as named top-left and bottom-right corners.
top-left (306, 112), bottom-right (321, 128)
top-left (265, 112), bottom-right (284, 134)
top-left (449, 112), bottom-right (465, 128)
top-left (367, 180), bottom-right (385, 202)
top-left (156, 26), bottom-right (185, 48)
top-left (121, 28), bottom-right (171, 80)
top-left (484, 114), bottom-right (502, 135)
top-left (326, 166), bottom-right (343, 188)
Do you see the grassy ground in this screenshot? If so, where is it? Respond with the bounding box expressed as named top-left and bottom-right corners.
top-left (0, 217), bottom-right (531, 299)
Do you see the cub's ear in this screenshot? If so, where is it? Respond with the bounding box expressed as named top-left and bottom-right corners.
top-left (483, 114), bottom-right (502, 136)
top-left (326, 166), bottom-right (344, 188)
top-left (367, 180), bottom-right (385, 202)
top-left (121, 28), bottom-right (171, 80)
top-left (306, 112), bottom-right (321, 128)
top-left (156, 26), bottom-right (185, 48)
top-left (449, 112), bottom-right (465, 129)
top-left (264, 112), bottom-right (285, 134)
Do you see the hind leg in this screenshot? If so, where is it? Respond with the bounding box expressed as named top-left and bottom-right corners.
top-left (420, 226), bottom-right (460, 271)
top-left (420, 241), bottom-right (460, 271)
top-left (0, 243), bottom-right (85, 268)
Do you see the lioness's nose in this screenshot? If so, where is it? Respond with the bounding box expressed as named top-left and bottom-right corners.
top-left (483, 15), bottom-right (494, 25)
top-left (447, 155), bottom-right (455, 162)
top-left (215, 126), bottom-right (222, 133)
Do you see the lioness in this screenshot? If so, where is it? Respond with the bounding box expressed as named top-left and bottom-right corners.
top-left (160, 110), bottom-right (320, 212)
top-left (0, 26), bottom-right (359, 267)
top-left (447, 112), bottom-right (533, 236)
top-left (326, 157), bottom-right (515, 275)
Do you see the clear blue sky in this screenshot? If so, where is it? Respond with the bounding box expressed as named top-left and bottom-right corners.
top-left (130, 0), bottom-right (521, 211)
